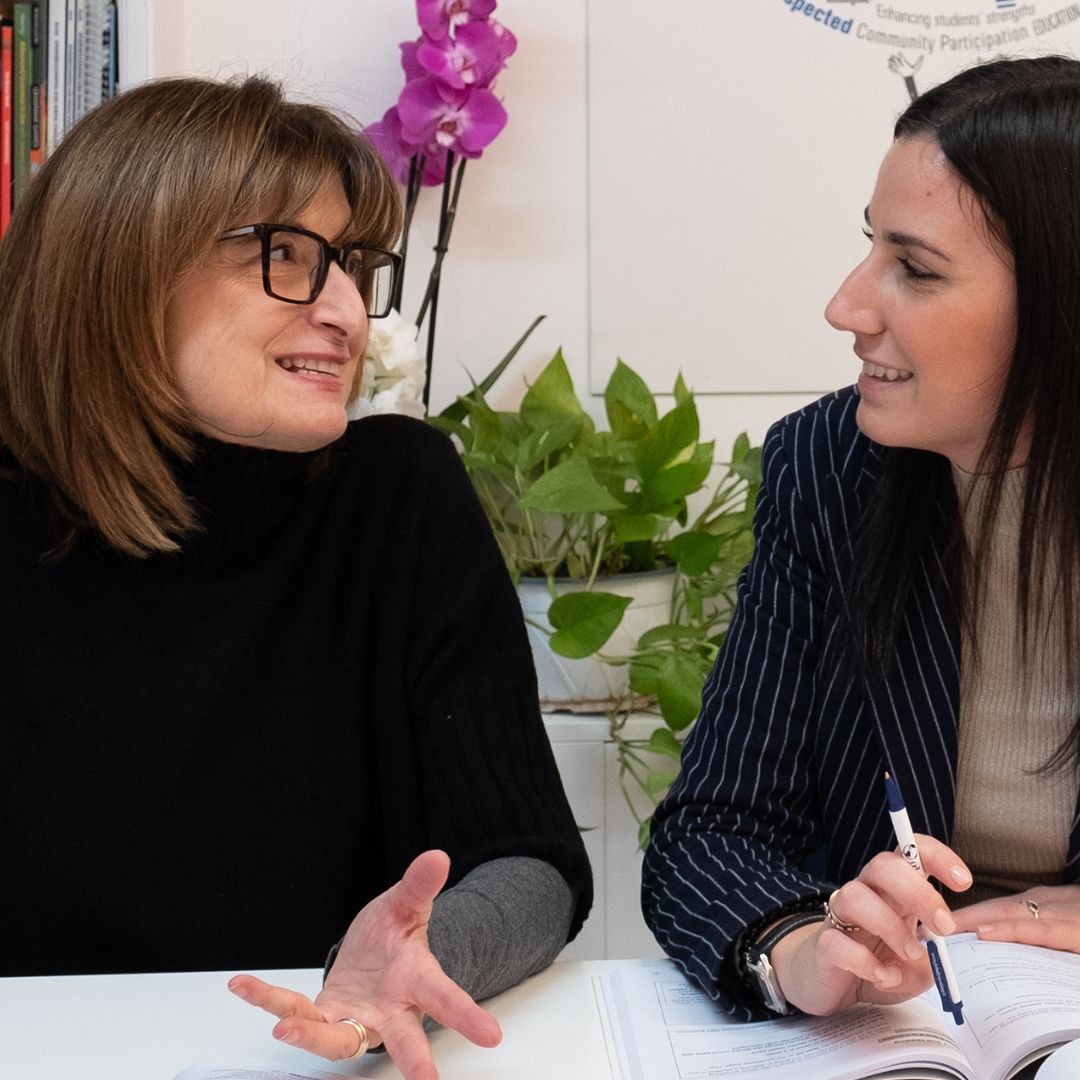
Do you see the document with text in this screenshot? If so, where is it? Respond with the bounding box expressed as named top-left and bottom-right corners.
top-left (596, 939), bottom-right (1080, 1080)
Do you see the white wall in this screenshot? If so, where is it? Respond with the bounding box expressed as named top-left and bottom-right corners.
top-left (137, 0), bottom-right (1080, 456)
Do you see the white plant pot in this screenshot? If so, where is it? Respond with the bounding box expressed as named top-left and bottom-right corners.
top-left (518, 569), bottom-right (676, 713)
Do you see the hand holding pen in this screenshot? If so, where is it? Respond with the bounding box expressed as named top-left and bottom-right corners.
top-left (884, 771), bottom-right (965, 1024)
top-left (768, 776), bottom-right (972, 1017)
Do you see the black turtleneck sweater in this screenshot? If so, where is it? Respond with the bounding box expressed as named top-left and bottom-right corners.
top-left (1, 416), bottom-right (591, 976)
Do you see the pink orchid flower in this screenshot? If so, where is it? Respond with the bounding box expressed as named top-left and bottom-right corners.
top-left (416, 21), bottom-right (503, 90)
top-left (399, 39), bottom-right (425, 83)
top-left (490, 19), bottom-right (517, 62)
top-left (417, 0), bottom-right (497, 42)
top-left (398, 77), bottom-right (507, 158)
top-left (364, 106), bottom-right (447, 185)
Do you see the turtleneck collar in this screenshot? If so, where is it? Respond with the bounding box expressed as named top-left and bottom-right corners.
top-left (165, 434), bottom-right (338, 568)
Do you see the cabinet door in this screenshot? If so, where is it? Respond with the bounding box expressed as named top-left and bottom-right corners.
top-left (547, 716), bottom-right (668, 961)
top-left (602, 741), bottom-right (665, 960)
top-left (548, 738), bottom-right (605, 960)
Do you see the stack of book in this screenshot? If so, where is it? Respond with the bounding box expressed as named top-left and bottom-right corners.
top-left (0, 0), bottom-right (117, 236)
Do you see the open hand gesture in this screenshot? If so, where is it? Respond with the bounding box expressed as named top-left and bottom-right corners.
top-left (228, 849), bottom-right (501, 1080)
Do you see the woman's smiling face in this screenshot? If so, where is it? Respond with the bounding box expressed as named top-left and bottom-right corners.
top-left (166, 179), bottom-right (368, 453)
top-left (824, 136), bottom-right (1018, 472)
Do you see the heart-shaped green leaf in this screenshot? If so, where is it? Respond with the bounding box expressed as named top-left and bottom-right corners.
top-left (547, 591), bottom-right (632, 658)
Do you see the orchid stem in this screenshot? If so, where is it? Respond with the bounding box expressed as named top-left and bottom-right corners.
top-left (417, 152), bottom-right (467, 408)
top-left (414, 153), bottom-right (466, 331)
top-left (392, 154), bottom-right (424, 313)
top-left (423, 284), bottom-right (440, 409)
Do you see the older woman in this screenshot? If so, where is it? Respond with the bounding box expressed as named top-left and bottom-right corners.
top-left (0, 76), bottom-right (590, 1076)
top-left (644, 56), bottom-right (1080, 1021)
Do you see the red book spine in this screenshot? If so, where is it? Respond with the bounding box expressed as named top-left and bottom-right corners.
top-left (1, 23), bottom-right (13, 237)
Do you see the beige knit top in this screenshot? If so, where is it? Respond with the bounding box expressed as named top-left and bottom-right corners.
top-left (950, 465), bottom-right (1079, 907)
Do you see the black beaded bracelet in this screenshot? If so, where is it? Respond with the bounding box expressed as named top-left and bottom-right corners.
top-left (752, 909), bottom-right (828, 955)
top-left (731, 896), bottom-right (831, 996)
top-left (740, 908), bottom-right (828, 1013)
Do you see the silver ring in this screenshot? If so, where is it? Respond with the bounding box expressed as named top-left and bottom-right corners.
top-left (824, 889), bottom-right (861, 933)
top-left (1025, 899), bottom-right (1040, 920)
top-left (338, 1017), bottom-right (370, 1060)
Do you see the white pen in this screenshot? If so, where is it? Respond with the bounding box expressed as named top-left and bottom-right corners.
top-left (884, 771), bottom-right (965, 1026)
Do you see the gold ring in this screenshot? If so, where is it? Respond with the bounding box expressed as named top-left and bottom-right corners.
top-left (824, 889), bottom-right (861, 933)
top-left (338, 1017), bottom-right (370, 1060)
top-left (1025, 899), bottom-right (1040, 920)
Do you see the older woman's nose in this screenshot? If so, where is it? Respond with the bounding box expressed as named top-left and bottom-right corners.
top-left (311, 262), bottom-right (368, 343)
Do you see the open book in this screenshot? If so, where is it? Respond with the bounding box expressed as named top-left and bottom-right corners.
top-left (596, 938), bottom-right (1080, 1080)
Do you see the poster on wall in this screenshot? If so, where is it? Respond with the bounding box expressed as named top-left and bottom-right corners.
top-left (586, 0), bottom-right (1080, 395)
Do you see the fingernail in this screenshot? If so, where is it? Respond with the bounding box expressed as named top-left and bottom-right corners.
top-left (977, 924), bottom-right (996, 935)
top-left (950, 865), bottom-right (972, 885)
top-left (905, 941), bottom-right (923, 960)
top-left (277, 1029), bottom-right (301, 1045)
top-left (877, 966), bottom-right (901, 987)
top-left (228, 980), bottom-right (250, 1000)
top-left (933, 910), bottom-right (957, 935)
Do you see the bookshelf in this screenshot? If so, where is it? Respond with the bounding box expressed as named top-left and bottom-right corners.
top-left (1, 0), bottom-right (134, 232)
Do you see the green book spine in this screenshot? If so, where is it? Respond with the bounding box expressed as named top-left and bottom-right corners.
top-left (29, 0), bottom-right (43, 164)
top-left (12, 2), bottom-right (28, 203)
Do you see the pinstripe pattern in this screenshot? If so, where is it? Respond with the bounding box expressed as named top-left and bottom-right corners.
top-left (642, 385), bottom-right (1080, 1020)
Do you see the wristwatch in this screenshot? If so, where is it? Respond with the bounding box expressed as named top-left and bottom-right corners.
top-left (743, 909), bottom-right (826, 1014)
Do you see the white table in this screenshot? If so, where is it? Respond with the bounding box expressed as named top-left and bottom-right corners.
top-left (0, 959), bottom-right (624, 1079)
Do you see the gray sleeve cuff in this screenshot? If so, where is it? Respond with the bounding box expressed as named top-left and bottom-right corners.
top-left (323, 855), bottom-right (578, 1005)
top-left (425, 855), bottom-right (576, 1003)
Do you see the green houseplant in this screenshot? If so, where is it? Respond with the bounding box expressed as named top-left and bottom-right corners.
top-left (431, 348), bottom-right (761, 841)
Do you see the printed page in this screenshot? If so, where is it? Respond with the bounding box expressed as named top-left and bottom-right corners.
top-left (172, 1061), bottom-right (342, 1080)
top-left (941, 938), bottom-right (1080, 1080)
top-left (596, 960), bottom-right (972, 1080)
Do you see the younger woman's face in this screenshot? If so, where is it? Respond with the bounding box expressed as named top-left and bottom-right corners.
top-left (824, 136), bottom-right (1018, 472)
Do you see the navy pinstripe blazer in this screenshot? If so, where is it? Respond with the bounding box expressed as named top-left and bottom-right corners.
top-left (641, 385), bottom-right (1080, 1020)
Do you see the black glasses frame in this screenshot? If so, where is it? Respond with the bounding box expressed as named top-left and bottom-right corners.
top-left (217, 223), bottom-right (402, 318)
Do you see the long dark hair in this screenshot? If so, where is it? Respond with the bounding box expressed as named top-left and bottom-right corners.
top-left (849, 56), bottom-right (1080, 769)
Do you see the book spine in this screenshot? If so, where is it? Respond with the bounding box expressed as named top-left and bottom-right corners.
top-left (28, 0), bottom-right (42, 170)
top-left (63, 0), bottom-right (74, 127)
top-left (12, 3), bottom-right (29, 205)
top-left (104, 0), bottom-right (113, 98)
top-left (72, 0), bottom-right (83, 122)
top-left (45, 0), bottom-right (61, 152)
top-left (1, 23), bottom-right (13, 236)
top-left (81, 0), bottom-right (99, 111)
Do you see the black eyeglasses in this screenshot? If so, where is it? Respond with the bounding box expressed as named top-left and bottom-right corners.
top-left (217, 224), bottom-right (402, 318)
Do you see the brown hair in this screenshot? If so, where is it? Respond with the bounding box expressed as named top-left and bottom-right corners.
top-left (0, 75), bottom-right (402, 555)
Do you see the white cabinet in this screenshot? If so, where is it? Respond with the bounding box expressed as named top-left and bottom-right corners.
top-left (543, 713), bottom-right (666, 962)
